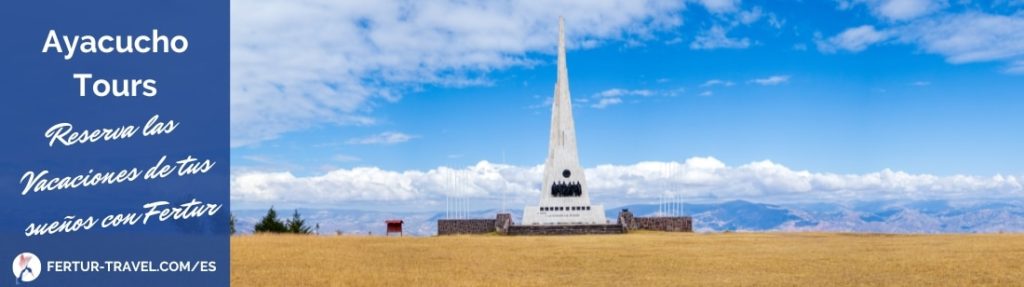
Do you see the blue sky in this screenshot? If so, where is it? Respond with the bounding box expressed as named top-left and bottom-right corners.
top-left (229, 0), bottom-right (1023, 210)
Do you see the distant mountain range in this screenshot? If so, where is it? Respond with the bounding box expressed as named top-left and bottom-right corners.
top-left (233, 200), bottom-right (1024, 236)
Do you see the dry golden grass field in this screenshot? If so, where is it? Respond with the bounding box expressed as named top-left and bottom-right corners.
top-left (232, 232), bottom-right (1024, 286)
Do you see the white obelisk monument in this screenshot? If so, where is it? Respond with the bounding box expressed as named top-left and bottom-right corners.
top-left (522, 17), bottom-right (606, 225)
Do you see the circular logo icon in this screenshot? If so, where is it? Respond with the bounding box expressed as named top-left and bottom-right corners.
top-left (12, 252), bottom-right (41, 283)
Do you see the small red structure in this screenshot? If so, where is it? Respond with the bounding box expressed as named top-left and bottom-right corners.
top-left (385, 220), bottom-right (404, 236)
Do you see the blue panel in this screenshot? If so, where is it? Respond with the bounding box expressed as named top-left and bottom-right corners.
top-left (0, 1), bottom-right (229, 286)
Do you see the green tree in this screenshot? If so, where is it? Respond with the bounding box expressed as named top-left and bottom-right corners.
top-left (230, 213), bottom-right (237, 235)
top-left (286, 209), bottom-right (312, 234)
top-left (254, 206), bottom-right (287, 233)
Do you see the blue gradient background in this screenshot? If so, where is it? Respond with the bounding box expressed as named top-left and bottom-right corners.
top-left (0, 1), bottom-right (229, 286)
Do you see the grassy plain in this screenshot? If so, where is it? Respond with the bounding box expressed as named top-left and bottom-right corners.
top-left (232, 232), bottom-right (1024, 286)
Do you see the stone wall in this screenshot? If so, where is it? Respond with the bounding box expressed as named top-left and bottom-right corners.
top-left (506, 224), bottom-right (625, 236)
top-left (618, 210), bottom-right (635, 228)
top-left (633, 217), bottom-right (692, 232)
top-left (495, 213), bottom-right (513, 234)
top-left (437, 219), bottom-right (496, 235)
top-left (618, 210), bottom-right (693, 232)
top-left (438, 211), bottom-right (690, 236)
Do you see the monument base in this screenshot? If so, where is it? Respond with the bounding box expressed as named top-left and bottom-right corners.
top-left (506, 223), bottom-right (625, 236)
top-left (521, 204), bottom-right (607, 225)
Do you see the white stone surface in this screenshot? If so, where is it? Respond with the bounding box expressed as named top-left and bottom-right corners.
top-left (522, 205), bottom-right (608, 225)
top-left (522, 17), bottom-right (606, 225)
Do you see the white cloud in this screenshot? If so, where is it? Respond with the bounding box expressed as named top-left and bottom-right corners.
top-left (690, 25), bottom-right (751, 50)
top-left (333, 154), bottom-right (361, 162)
top-left (816, 25), bottom-right (891, 53)
top-left (527, 96), bottom-right (554, 110)
top-left (749, 75), bottom-right (791, 85)
top-left (700, 79), bottom-right (735, 88)
top-left (1008, 60), bottom-right (1024, 74)
top-left (767, 13), bottom-right (786, 29)
top-left (231, 157), bottom-right (1024, 208)
top-left (820, 11), bottom-right (1024, 72)
top-left (876, 0), bottom-right (945, 21)
top-left (231, 0), bottom-right (686, 147)
top-left (232, 161), bottom-right (543, 206)
top-left (840, 0), bottom-right (947, 21)
top-left (592, 97), bottom-right (624, 109)
top-left (737, 6), bottom-right (763, 25)
top-left (346, 132), bottom-right (416, 145)
top-left (590, 88), bottom-right (668, 109)
top-left (692, 0), bottom-right (742, 13)
top-left (594, 88), bottom-right (655, 98)
top-left (895, 12), bottom-right (1024, 64)
top-left (699, 90), bottom-right (713, 96)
